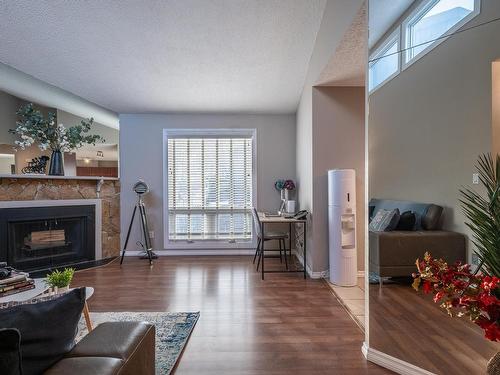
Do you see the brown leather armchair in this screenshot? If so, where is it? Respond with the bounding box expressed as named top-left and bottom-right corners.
top-left (44, 321), bottom-right (155, 375)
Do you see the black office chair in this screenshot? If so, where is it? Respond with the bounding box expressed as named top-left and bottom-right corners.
top-left (251, 208), bottom-right (289, 271)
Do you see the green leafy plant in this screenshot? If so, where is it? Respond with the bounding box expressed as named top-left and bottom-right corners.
top-left (459, 153), bottom-right (500, 277)
top-left (9, 103), bottom-right (104, 152)
top-left (45, 268), bottom-right (75, 288)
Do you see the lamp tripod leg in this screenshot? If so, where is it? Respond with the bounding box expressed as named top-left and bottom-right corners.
top-left (120, 205), bottom-right (137, 265)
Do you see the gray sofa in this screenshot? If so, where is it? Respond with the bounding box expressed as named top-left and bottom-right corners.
top-left (369, 199), bottom-right (466, 278)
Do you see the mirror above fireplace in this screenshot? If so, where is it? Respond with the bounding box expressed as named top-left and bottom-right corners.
top-left (0, 89), bottom-right (119, 178)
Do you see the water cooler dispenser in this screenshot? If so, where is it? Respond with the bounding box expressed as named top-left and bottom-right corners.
top-left (328, 169), bottom-right (357, 286)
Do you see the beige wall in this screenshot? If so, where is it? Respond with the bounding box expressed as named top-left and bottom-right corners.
top-left (369, 0), bottom-right (500, 260)
top-left (493, 61), bottom-right (500, 157)
top-left (57, 109), bottom-right (119, 145)
top-left (296, 0), bottom-right (364, 273)
top-left (0, 90), bottom-right (19, 145)
top-left (313, 87), bottom-right (365, 272)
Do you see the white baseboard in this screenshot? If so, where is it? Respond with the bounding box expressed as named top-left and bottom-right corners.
top-left (362, 343), bottom-right (436, 375)
top-left (292, 251), bottom-right (327, 279)
top-left (123, 249), bottom-right (256, 256)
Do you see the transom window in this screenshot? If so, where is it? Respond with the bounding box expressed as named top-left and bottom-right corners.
top-left (404, 0), bottom-right (479, 65)
top-left (369, 29), bottom-right (400, 92)
top-left (369, 0), bottom-right (480, 93)
top-left (164, 129), bottom-right (255, 246)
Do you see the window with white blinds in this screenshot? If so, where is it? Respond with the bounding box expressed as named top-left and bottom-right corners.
top-left (166, 133), bottom-right (254, 241)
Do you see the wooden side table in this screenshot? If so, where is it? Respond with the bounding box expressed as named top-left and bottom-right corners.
top-left (80, 286), bottom-right (94, 331)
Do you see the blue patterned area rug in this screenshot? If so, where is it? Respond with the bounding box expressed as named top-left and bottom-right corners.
top-left (77, 312), bottom-right (199, 374)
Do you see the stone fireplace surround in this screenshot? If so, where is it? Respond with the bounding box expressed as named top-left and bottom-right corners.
top-left (0, 176), bottom-right (120, 259)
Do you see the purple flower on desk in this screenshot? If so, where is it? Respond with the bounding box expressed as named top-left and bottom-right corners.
top-left (283, 179), bottom-right (295, 191)
top-left (275, 179), bottom-right (295, 191)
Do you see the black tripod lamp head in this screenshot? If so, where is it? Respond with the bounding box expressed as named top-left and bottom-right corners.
top-left (133, 180), bottom-right (149, 202)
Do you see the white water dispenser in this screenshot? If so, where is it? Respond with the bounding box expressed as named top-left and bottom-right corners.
top-left (328, 169), bottom-right (357, 286)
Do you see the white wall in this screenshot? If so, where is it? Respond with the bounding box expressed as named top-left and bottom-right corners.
top-left (119, 113), bottom-right (296, 251)
top-left (0, 62), bottom-right (119, 129)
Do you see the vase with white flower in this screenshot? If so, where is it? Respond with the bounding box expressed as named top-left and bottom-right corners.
top-left (9, 103), bottom-right (105, 175)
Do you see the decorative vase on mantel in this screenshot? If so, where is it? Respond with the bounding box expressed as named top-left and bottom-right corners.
top-left (48, 150), bottom-right (64, 176)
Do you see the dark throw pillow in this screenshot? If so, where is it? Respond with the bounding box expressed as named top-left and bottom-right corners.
top-left (396, 210), bottom-right (416, 231)
top-left (421, 204), bottom-right (443, 230)
top-left (0, 328), bottom-right (22, 375)
top-left (0, 288), bottom-right (86, 375)
top-left (369, 205), bottom-right (376, 223)
top-left (369, 208), bottom-right (400, 232)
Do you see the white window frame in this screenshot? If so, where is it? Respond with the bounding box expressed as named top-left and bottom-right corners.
top-left (369, 27), bottom-right (401, 94)
top-left (162, 128), bottom-right (257, 250)
top-left (402, 0), bottom-right (481, 69)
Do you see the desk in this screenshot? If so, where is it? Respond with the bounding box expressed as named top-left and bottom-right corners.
top-left (258, 212), bottom-right (307, 280)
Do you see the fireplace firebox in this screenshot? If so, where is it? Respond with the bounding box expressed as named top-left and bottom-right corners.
top-left (0, 205), bottom-right (95, 272)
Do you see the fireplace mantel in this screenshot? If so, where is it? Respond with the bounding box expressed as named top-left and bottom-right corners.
top-left (0, 174), bottom-right (119, 196)
top-left (0, 174), bottom-right (118, 181)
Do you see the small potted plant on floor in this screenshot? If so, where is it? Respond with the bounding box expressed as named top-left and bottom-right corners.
top-left (45, 268), bottom-right (75, 294)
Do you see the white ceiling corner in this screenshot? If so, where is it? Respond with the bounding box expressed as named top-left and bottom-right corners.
top-left (316, 2), bottom-right (367, 87)
top-left (368, 0), bottom-right (415, 49)
top-left (0, 0), bottom-right (328, 114)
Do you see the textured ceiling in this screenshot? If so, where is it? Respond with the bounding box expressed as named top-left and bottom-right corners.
top-left (316, 3), bottom-right (366, 86)
top-left (0, 0), bottom-right (327, 114)
top-left (369, 0), bottom-right (415, 49)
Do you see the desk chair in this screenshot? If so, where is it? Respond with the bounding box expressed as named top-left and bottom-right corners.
top-left (251, 208), bottom-right (289, 271)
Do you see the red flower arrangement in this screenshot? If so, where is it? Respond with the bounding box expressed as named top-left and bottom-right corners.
top-left (412, 252), bottom-right (500, 342)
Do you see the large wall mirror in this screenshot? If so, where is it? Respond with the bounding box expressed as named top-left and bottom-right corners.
top-left (368, 0), bottom-right (499, 373)
top-left (0, 89), bottom-right (119, 178)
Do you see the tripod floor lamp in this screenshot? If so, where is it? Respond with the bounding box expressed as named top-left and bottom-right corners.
top-left (120, 180), bottom-right (157, 266)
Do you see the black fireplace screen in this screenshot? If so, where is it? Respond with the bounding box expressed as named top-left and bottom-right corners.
top-left (0, 205), bottom-right (95, 272)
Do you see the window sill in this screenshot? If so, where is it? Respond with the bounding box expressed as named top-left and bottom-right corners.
top-left (164, 239), bottom-right (256, 250)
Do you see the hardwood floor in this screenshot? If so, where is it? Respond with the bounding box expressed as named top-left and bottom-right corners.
top-left (370, 283), bottom-right (499, 374)
top-left (72, 256), bottom-right (391, 374)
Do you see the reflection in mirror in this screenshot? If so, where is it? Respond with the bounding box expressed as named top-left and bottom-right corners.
top-left (0, 89), bottom-right (119, 178)
top-left (368, 0), bottom-right (499, 374)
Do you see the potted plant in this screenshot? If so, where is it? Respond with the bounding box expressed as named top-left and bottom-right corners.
top-left (9, 103), bottom-right (105, 176)
top-left (45, 268), bottom-right (75, 294)
top-left (412, 153), bottom-right (500, 373)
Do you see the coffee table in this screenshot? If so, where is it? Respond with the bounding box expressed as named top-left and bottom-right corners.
top-left (0, 278), bottom-right (95, 331)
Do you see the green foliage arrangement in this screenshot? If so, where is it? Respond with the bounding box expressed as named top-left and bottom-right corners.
top-left (9, 103), bottom-right (104, 152)
top-left (459, 153), bottom-right (500, 277)
top-left (45, 268), bottom-right (75, 288)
